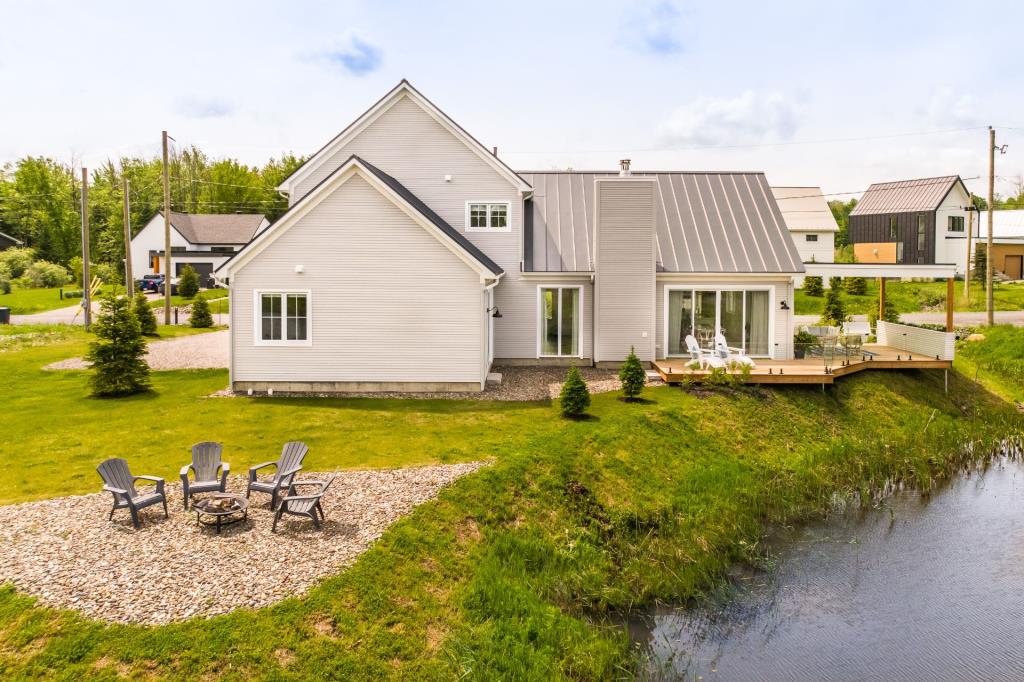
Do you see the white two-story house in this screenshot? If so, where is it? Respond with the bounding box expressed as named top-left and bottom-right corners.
top-left (216, 81), bottom-right (805, 393)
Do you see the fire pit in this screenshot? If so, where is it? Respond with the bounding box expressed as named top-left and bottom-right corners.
top-left (194, 494), bottom-right (249, 534)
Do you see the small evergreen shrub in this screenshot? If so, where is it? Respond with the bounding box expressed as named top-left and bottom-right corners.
top-left (845, 277), bottom-right (867, 296)
top-left (177, 265), bottom-right (200, 299)
top-left (133, 292), bottom-right (158, 336)
top-left (86, 295), bottom-right (150, 397)
top-left (190, 296), bottom-right (213, 328)
top-left (868, 298), bottom-right (901, 329)
top-left (828, 276), bottom-right (843, 291)
top-left (803, 276), bottom-right (824, 297)
top-left (559, 366), bottom-right (591, 418)
top-left (618, 346), bottom-right (646, 400)
top-left (821, 286), bottom-right (848, 327)
top-left (973, 246), bottom-right (988, 283)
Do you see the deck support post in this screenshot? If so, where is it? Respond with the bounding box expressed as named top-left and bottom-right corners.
top-left (945, 369), bottom-right (948, 394)
top-left (878, 278), bottom-right (887, 327)
top-left (945, 277), bottom-right (954, 332)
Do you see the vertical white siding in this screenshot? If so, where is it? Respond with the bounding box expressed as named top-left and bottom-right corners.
top-left (129, 215), bottom-right (188, 277)
top-left (792, 232), bottom-right (835, 264)
top-left (231, 174), bottom-right (484, 384)
top-left (595, 179), bottom-right (657, 362)
top-left (935, 184), bottom-right (972, 274)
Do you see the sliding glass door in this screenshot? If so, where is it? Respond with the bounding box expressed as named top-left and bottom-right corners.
top-left (666, 287), bottom-right (772, 357)
top-left (540, 286), bottom-right (580, 357)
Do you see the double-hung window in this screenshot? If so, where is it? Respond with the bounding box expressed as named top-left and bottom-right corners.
top-left (466, 202), bottom-right (511, 232)
top-left (256, 292), bottom-right (310, 345)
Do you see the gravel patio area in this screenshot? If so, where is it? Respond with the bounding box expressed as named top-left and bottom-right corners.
top-left (46, 329), bottom-right (229, 371)
top-left (0, 462), bottom-right (483, 625)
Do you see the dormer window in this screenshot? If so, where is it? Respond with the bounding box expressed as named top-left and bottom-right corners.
top-left (466, 202), bottom-right (511, 232)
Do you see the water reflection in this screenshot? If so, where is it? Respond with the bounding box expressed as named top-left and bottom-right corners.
top-left (635, 455), bottom-right (1024, 681)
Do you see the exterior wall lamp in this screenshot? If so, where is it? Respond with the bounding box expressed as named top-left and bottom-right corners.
top-left (487, 307), bottom-right (502, 318)
top-left (780, 300), bottom-right (790, 311)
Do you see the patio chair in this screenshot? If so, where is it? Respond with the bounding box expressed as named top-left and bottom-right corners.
top-left (685, 334), bottom-right (724, 370)
top-left (272, 476), bottom-right (336, 532)
top-left (180, 441), bottom-right (229, 510)
top-left (247, 441), bottom-right (308, 509)
top-left (714, 333), bottom-right (756, 368)
top-left (96, 458), bottom-right (168, 529)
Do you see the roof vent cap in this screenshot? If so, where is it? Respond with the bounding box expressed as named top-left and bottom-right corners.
top-left (619, 159), bottom-right (631, 176)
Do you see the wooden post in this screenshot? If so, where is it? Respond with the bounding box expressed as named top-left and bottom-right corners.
top-left (162, 130), bottom-right (172, 325)
top-left (878, 277), bottom-right (886, 325)
top-left (80, 167), bottom-right (91, 330)
top-left (122, 178), bottom-right (133, 298)
top-left (946, 277), bottom-right (954, 332)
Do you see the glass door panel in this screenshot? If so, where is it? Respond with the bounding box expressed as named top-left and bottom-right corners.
top-left (694, 291), bottom-right (717, 349)
top-left (667, 290), bottom-right (693, 355)
top-left (560, 287), bottom-right (579, 356)
top-left (720, 291), bottom-right (744, 350)
top-left (541, 289), bottom-right (558, 355)
top-left (744, 290), bottom-right (769, 356)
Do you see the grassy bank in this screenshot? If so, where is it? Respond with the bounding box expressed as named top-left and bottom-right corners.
top-left (955, 325), bottom-right (1024, 404)
top-left (0, 285), bottom-right (118, 315)
top-left (795, 280), bottom-right (1024, 316)
top-left (0, 328), bottom-right (1021, 679)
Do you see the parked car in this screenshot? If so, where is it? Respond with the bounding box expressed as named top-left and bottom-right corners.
top-left (157, 278), bottom-right (179, 296)
top-left (136, 274), bottom-right (164, 293)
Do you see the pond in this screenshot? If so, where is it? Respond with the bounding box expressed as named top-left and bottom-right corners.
top-left (631, 450), bottom-right (1024, 681)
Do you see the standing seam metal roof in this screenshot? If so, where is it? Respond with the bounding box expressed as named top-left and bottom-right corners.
top-left (849, 176), bottom-right (964, 216)
top-left (519, 172), bottom-right (804, 274)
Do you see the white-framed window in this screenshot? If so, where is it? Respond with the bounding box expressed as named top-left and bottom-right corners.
top-left (664, 286), bottom-right (774, 358)
top-left (805, 234), bottom-right (819, 242)
top-left (254, 291), bottom-right (311, 346)
top-left (466, 202), bottom-right (511, 232)
top-left (948, 215), bottom-right (964, 232)
top-left (537, 285), bottom-right (582, 357)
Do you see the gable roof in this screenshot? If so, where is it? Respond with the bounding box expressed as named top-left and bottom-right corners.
top-left (771, 187), bottom-right (840, 232)
top-left (850, 175), bottom-right (967, 216)
top-left (217, 155), bottom-right (502, 278)
top-left (161, 212), bottom-right (266, 244)
top-left (278, 80), bottom-right (532, 197)
top-left (520, 171), bottom-right (804, 274)
top-left (980, 208), bottom-right (1024, 240)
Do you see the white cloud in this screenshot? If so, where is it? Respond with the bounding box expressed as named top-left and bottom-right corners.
top-left (658, 91), bottom-right (801, 147)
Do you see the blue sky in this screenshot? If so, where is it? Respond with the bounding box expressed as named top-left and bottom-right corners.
top-left (2, 0), bottom-right (1023, 199)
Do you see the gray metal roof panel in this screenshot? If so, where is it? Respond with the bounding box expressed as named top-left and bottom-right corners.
top-left (849, 176), bottom-right (962, 216)
top-left (520, 171), bottom-right (803, 273)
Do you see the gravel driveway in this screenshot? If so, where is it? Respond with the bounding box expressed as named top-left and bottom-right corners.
top-left (46, 329), bottom-right (229, 371)
top-left (0, 463), bottom-right (483, 625)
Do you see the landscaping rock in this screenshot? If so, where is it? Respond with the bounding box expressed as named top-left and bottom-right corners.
top-left (0, 463), bottom-right (483, 625)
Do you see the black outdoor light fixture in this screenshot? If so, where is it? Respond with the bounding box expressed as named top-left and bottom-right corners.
top-left (487, 306), bottom-right (502, 319)
top-left (780, 300), bottom-right (790, 311)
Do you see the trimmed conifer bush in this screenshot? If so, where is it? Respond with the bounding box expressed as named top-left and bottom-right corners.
top-left (821, 285), bottom-right (848, 327)
top-left (828, 276), bottom-right (843, 291)
top-left (86, 295), bottom-right (150, 397)
top-left (619, 346), bottom-right (646, 400)
top-left (190, 296), bottom-right (213, 328)
top-left (845, 276), bottom-right (868, 296)
top-left (803, 276), bottom-right (824, 297)
top-left (133, 291), bottom-right (158, 336)
top-left (177, 265), bottom-right (200, 299)
top-left (559, 366), bottom-right (590, 418)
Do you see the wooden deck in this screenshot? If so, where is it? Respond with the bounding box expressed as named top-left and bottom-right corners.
top-left (653, 344), bottom-right (952, 385)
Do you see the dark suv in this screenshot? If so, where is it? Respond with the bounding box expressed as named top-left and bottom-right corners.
top-left (136, 274), bottom-right (164, 293)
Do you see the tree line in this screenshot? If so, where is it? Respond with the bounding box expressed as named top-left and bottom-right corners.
top-left (0, 148), bottom-right (304, 273)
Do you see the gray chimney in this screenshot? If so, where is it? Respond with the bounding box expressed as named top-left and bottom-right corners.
top-left (619, 159), bottom-right (631, 176)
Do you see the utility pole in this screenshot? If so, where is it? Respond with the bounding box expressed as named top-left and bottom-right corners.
top-left (80, 167), bottom-right (91, 330)
top-left (123, 178), bottom-right (134, 298)
top-left (964, 205), bottom-right (973, 299)
top-left (162, 130), bottom-right (172, 325)
top-left (986, 127), bottom-right (997, 326)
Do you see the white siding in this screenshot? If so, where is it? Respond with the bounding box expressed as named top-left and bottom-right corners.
top-left (129, 215), bottom-right (188, 277)
top-left (594, 179), bottom-right (657, 362)
top-left (877, 321), bottom-right (955, 360)
top-left (792, 231), bottom-right (835, 264)
top-left (289, 93), bottom-right (545, 360)
top-left (935, 183), bottom-right (972, 274)
top-left (655, 277), bottom-right (793, 360)
top-left (231, 174), bottom-right (484, 385)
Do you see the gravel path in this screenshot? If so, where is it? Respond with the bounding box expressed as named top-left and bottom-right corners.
top-left (46, 329), bottom-right (229, 371)
top-left (0, 462), bottom-right (483, 625)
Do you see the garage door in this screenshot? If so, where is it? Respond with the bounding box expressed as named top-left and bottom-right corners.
top-left (177, 262), bottom-right (215, 287)
top-left (1006, 255), bottom-right (1023, 280)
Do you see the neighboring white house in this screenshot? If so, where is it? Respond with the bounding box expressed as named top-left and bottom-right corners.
top-left (977, 208), bottom-right (1024, 280)
top-left (217, 80), bottom-right (805, 393)
top-left (771, 186), bottom-right (839, 287)
top-left (129, 211), bottom-right (268, 286)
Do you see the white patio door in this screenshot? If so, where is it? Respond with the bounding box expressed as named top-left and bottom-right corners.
top-left (667, 287), bottom-right (772, 357)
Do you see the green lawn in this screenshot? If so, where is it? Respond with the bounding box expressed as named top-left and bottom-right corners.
top-left (0, 326), bottom-right (1021, 679)
top-left (147, 289), bottom-right (229, 314)
top-left (0, 285), bottom-right (118, 315)
top-left (955, 325), bottom-right (1024, 404)
top-left (795, 280), bottom-right (1024, 316)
